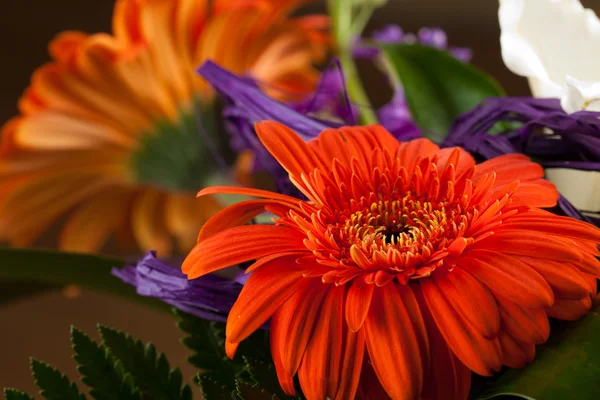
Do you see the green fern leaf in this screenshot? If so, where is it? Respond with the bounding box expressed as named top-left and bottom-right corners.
top-left (30, 359), bottom-right (86, 400)
top-left (98, 325), bottom-right (190, 400)
top-left (70, 326), bottom-right (140, 400)
top-left (4, 388), bottom-right (35, 400)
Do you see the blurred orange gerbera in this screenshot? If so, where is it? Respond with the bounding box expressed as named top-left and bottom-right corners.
top-left (0, 0), bottom-right (328, 253)
top-left (183, 121), bottom-right (600, 400)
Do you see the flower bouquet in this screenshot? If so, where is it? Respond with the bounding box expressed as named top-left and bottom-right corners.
top-left (2, 0), bottom-right (600, 399)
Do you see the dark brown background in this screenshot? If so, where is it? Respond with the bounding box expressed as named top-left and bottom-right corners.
top-left (1, 0), bottom-right (598, 395)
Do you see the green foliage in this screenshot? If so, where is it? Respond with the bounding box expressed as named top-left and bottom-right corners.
top-left (6, 290), bottom-right (600, 400)
top-left (30, 359), bottom-right (86, 400)
top-left (175, 310), bottom-right (291, 400)
top-left (176, 311), bottom-right (233, 374)
top-left (476, 305), bottom-right (600, 400)
top-left (487, 120), bottom-right (524, 136)
top-left (195, 375), bottom-right (233, 400)
top-left (4, 310), bottom-right (296, 400)
top-left (0, 248), bottom-right (165, 311)
top-left (4, 325), bottom-right (190, 400)
top-left (176, 310), bottom-right (243, 398)
top-left (381, 43), bottom-right (505, 142)
top-left (241, 357), bottom-right (294, 400)
top-left (326, 0), bottom-right (379, 124)
top-left (98, 325), bottom-right (191, 400)
top-left (71, 327), bottom-right (140, 400)
top-left (3, 389), bottom-right (35, 400)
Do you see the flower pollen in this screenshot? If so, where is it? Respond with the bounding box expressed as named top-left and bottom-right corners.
top-left (286, 150), bottom-right (491, 286)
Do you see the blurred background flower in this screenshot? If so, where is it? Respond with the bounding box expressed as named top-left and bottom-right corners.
top-left (0, 0), bottom-right (329, 254)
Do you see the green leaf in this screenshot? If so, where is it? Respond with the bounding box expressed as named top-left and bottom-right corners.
top-left (235, 380), bottom-right (275, 400)
top-left (3, 388), bottom-right (35, 400)
top-left (30, 359), bottom-right (86, 400)
top-left (176, 310), bottom-right (278, 398)
top-left (479, 305), bottom-right (600, 400)
top-left (176, 310), bottom-right (271, 373)
top-left (0, 248), bottom-right (167, 310)
top-left (381, 44), bottom-right (505, 141)
top-left (176, 310), bottom-right (240, 396)
top-left (176, 310), bottom-right (232, 374)
top-left (195, 375), bottom-right (234, 400)
top-left (70, 327), bottom-right (140, 400)
top-left (98, 325), bottom-right (191, 400)
top-left (242, 357), bottom-right (295, 400)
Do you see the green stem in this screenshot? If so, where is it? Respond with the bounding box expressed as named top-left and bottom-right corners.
top-left (0, 248), bottom-right (168, 311)
top-left (327, 0), bottom-right (378, 125)
top-left (351, 5), bottom-right (374, 38)
top-left (339, 50), bottom-right (378, 125)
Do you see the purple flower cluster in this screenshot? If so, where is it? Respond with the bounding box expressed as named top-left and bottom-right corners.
top-left (354, 25), bottom-right (472, 62)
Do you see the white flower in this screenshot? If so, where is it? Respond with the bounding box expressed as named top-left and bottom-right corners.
top-left (499, 0), bottom-right (600, 113)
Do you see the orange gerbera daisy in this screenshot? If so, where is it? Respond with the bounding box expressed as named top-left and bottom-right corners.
top-left (183, 121), bottom-right (600, 400)
top-left (0, 0), bottom-right (328, 253)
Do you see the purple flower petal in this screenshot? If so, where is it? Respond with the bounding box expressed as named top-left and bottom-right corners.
top-left (445, 97), bottom-right (600, 163)
top-left (444, 96), bottom-right (600, 226)
top-left (198, 61), bottom-right (335, 193)
top-left (198, 61), bottom-right (329, 141)
top-left (418, 27), bottom-right (447, 49)
top-left (372, 25), bottom-right (405, 43)
top-left (449, 47), bottom-right (474, 63)
top-left (352, 41), bottom-right (381, 59)
top-left (112, 251), bottom-right (243, 322)
top-left (542, 161), bottom-right (600, 170)
top-left (377, 87), bottom-right (421, 141)
top-left (554, 195), bottom-right (599, 226)
top-left (354, 24), bottom-right (472, 64)
top-left (292, 60), bottom-right (358, 126)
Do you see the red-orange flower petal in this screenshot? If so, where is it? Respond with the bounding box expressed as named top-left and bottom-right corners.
top-left (364, 284), bottom-right (424, 399)
top-left (183, 224), bottom-right (307, 278)
top-left (421, 278), bottom-right (502, 376)
top-left (433, 268), bottom-right (500, 338)
top-left (335, 327), bottom-right (365, 400)
top-left (416, 287), bottom-right (472, 400)
top-left (281, 279), bottom-right (328, 376)
top-left (225, 255), bottom-right (306, 345)
top-left (298, 286), bottom-right (344, 400)
top-left (345, 279), bottom-right (374, 332)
